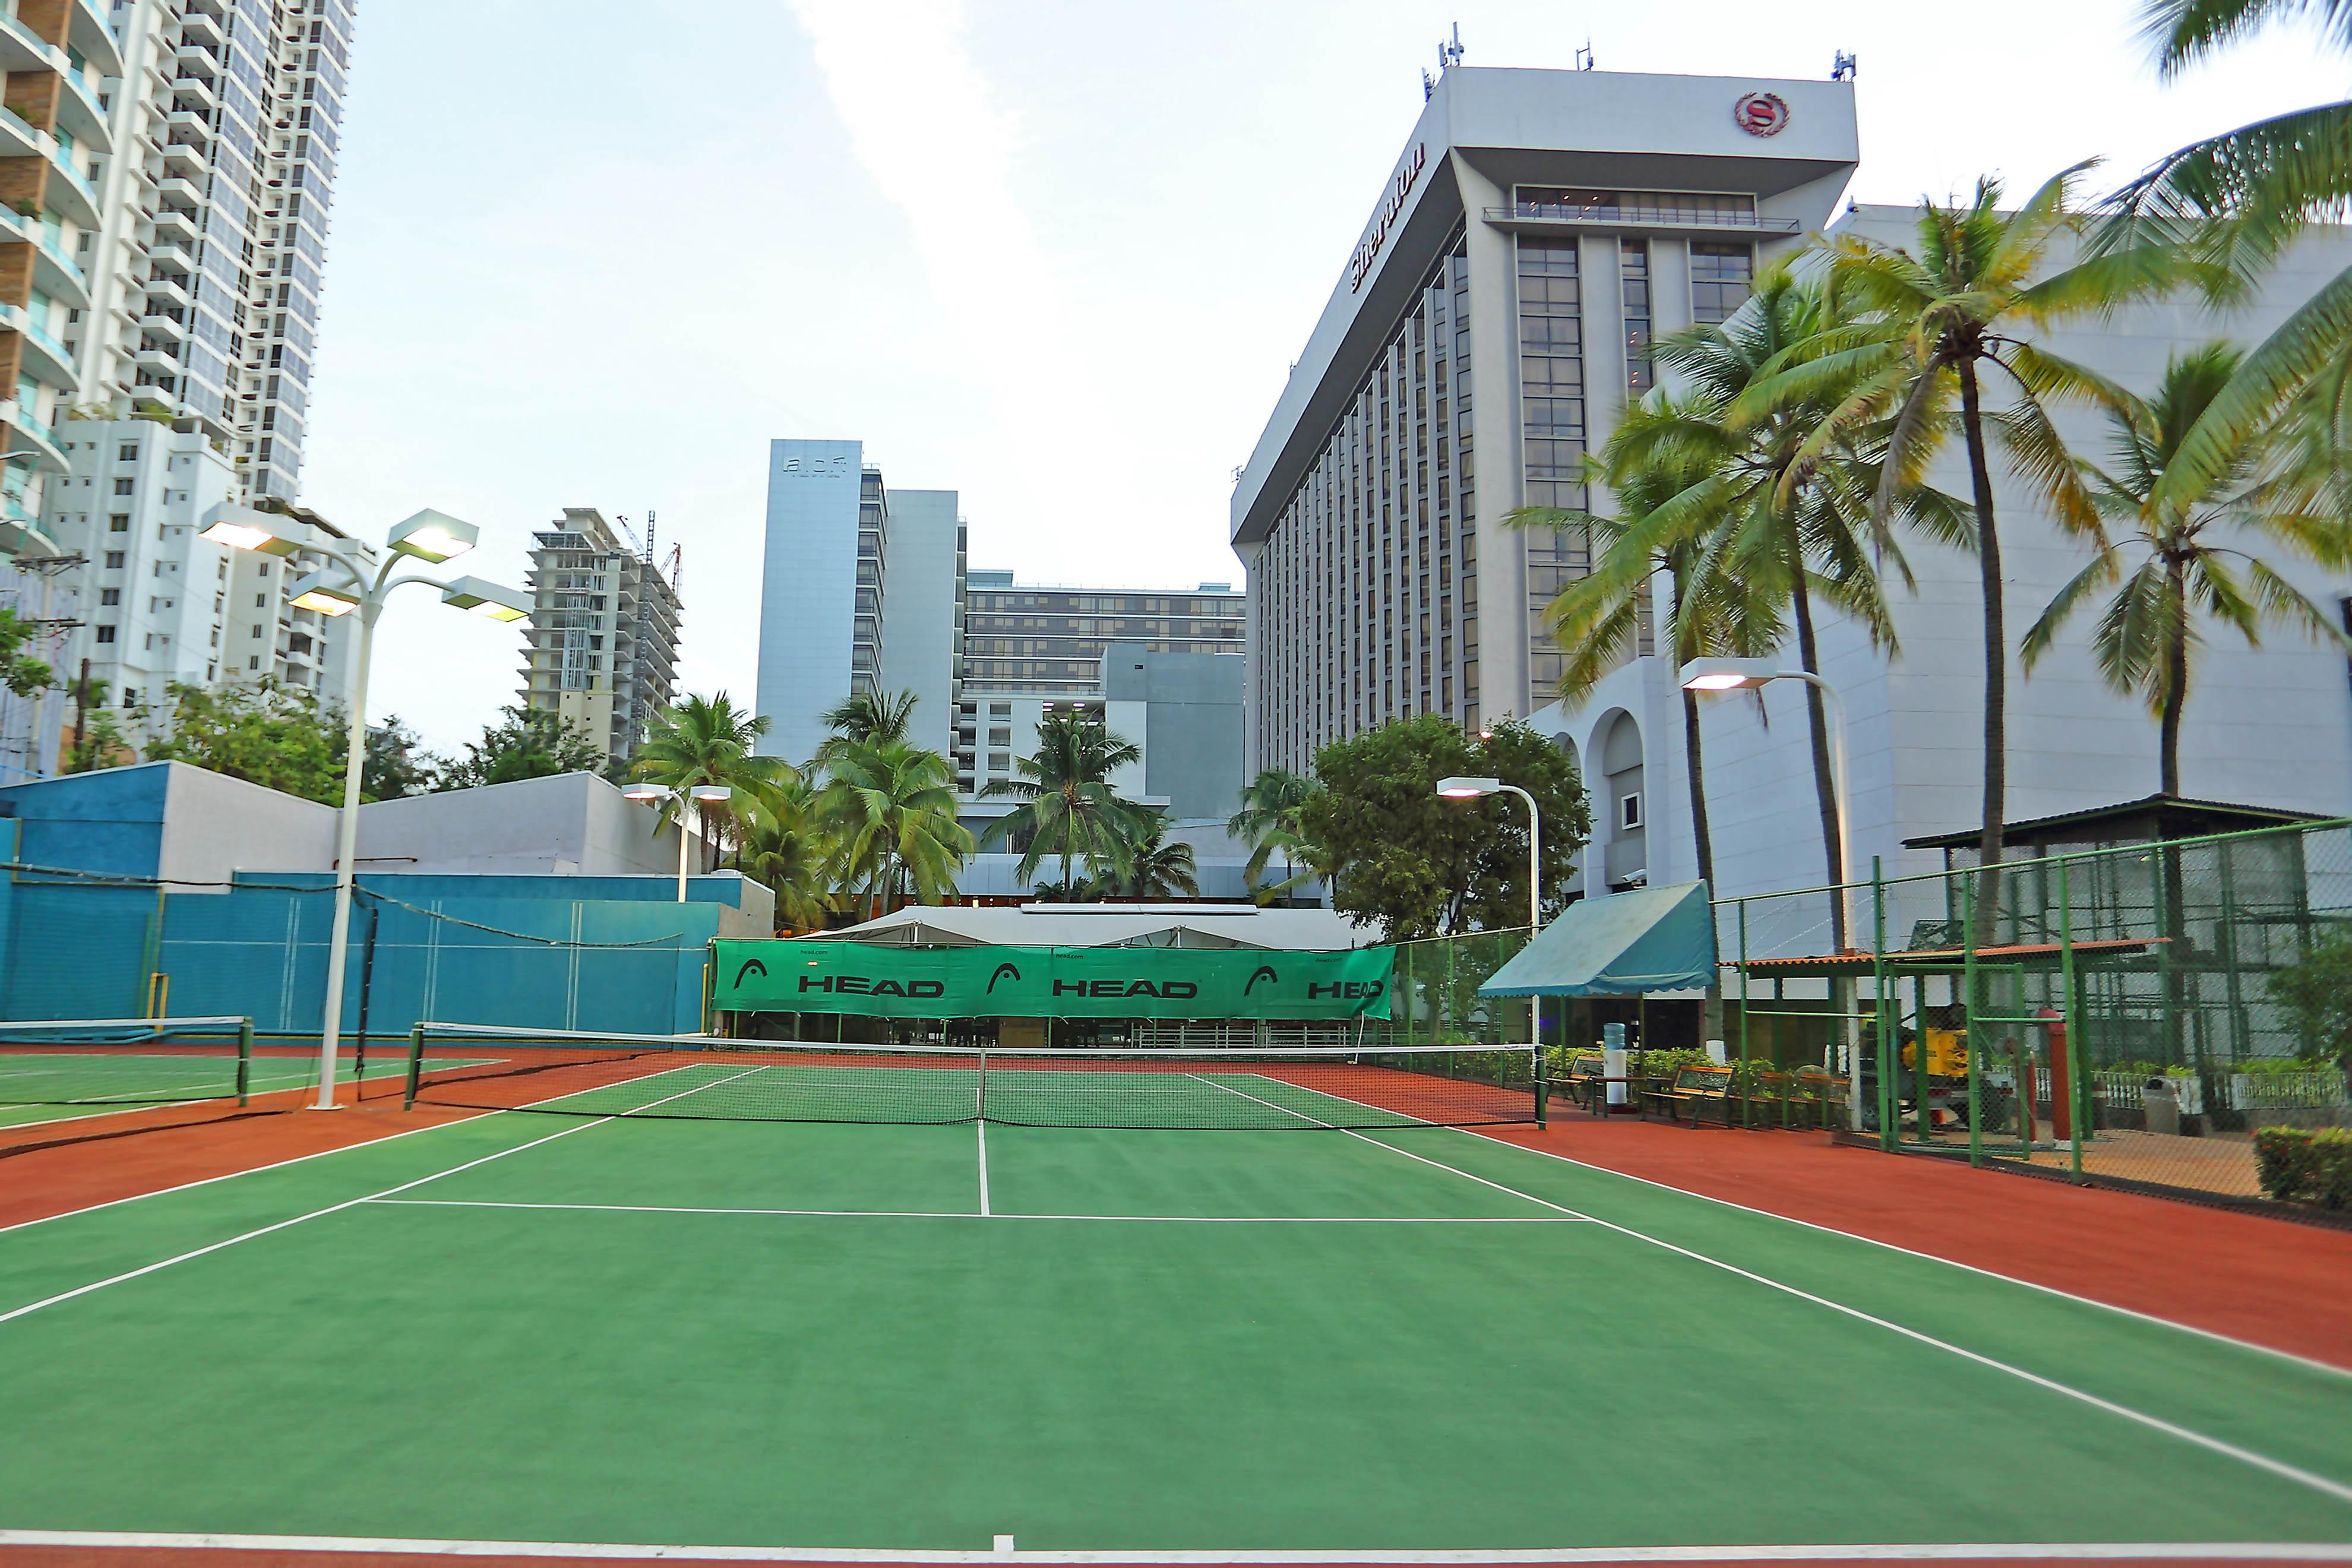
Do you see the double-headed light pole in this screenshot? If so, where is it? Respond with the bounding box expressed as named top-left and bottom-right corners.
top-left (621, 781), bottom-right (735, 902)
top-left (198, 503), bottom-right (531, 1109)
top-left (1434, 774), bottom-right (1544, 1049)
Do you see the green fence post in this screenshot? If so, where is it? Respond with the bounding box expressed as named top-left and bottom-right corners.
top-left (1873, 858), bottom-right (1895, 1152)
top-left (1737, 899), bottom-right (1752, 1130)
top-left (2057, 856), bottom-right (2086, 1182)
top-left (235, 1018), bottom-right (252, 1107)
top-left (1963, 869), bottom-right (1983, 1168)
top-left (402, 1022), bottom-right (425, 1111)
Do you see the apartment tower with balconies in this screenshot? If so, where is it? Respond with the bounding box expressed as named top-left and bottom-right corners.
top-left (517, 507), bottom-right (685, 768)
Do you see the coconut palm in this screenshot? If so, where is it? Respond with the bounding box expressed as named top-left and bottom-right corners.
top-left (817, 738), bottom-right (970, 918)
top-left (2023, 341), bottom-right (2352, 794)
top-left (1227, 769), bottom-right (1323, 903)
top-left (978, 709), bottom-right (1145, 898)
top-left (815, 688), bottom-right (919, 767)
top-left (1507, 389), bottom-right (1792, 896)
top-left (1795, 168), bottom-right (2181, 932)
top-left (630, 692), bottom-right (793, 870)
top-left (1091, 814), bottom-right (1202, 900)
top-left (2093, 2), bottom-right (2352, 511)
top-left (729, 774), bottom-right (839, 933)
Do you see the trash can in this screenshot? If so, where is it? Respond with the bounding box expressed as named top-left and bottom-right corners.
top-left (2141, 1077), bottom-right (2180, 1137)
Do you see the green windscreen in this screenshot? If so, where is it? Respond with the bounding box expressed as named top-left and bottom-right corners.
top-left (714, 941), bottom-right (1396, 1021)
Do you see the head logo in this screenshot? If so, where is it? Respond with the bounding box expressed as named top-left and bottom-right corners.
top-left (733, 959), bottom-right (769, 987)
top-left (1244, 965), bottom-right (1281, 996)
top-left (1734, 92), bottom-right (1790, 137)
top-left (987, 962), bottom-right (1022, 994)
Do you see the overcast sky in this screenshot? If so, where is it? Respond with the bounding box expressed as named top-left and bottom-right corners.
top-left (298, 0), bottom-right (2346, 755)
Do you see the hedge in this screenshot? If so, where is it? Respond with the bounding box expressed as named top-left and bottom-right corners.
top-left (2252, 1127), bottom-right (2352, 1209)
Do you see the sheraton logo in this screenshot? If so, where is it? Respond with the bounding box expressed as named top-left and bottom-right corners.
top-left (1734, 92), bottom-right (1790, 137)
top-left (1349, 142), bottom-right (1428, 292)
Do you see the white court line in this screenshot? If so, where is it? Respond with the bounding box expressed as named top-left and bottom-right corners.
top-left (978, 1120), bottom-right (991, 1216)
top-left (1452, 1125), bottom-right (2352, 1384)
top-left (0, 1064), bottom-right (755, 1328)
top-left (2, 1528), bottom-right (2350, 1562)
top-left (1197, 1077), bottom-right (2352, 1510)
top-left (367, 1198), bottom-right (1587, 1224)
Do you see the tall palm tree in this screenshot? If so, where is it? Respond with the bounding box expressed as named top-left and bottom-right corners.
top-left (817, 738), bottom-right (970, 918)
top-left (1092, 814), bottom-right (1202, 900)
top-left (729, 774), bottom-right (840, 933)
top-left (815, 688), bottom-right (919, 767)
top-left (979, 709), bottom-right (1145, 897)
top-left (1227, 768), bottom-right (1323, 903)
top-left (2023, 341), bottom-right (2352, 794)
top-left (2092, 2), bottom-right (2352, 510)
top-left (1507, 390), bottom-right (1791, 896)
top-left (631, 692), bottom-right (792, 870)
top-left (1582, 265), bottom-right (1932, 943)
top-left (1799, 168), bottom-right (2177, 933)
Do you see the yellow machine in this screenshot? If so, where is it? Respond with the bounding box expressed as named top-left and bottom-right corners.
top-left (1901, 1027), bottom-right (1968, 1077)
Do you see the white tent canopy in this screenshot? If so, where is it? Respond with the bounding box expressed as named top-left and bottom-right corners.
top-left (824, 904), bottom-right (1377, 951)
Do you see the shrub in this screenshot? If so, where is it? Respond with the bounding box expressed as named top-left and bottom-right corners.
top-left (2252, 1127), bottom-right (2352, 1209)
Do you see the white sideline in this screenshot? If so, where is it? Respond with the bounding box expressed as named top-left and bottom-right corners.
top-left (2, 1529), bottom-right (2350, 1562)
top-left (1197, 1078), bottom-right (2352, 1511)
top-left (366, 1198), bottom-right (1588, 1224)
top-left (0, 1064), bottom-right (760, 1327)
top-left (978, 1120), bottom-right (991, 1216)
top-left (1452, 1126), bottom-right (2352, 1384)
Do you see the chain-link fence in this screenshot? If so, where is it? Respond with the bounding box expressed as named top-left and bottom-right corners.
top-left (1715, 821), bottom-right (2352, 1214)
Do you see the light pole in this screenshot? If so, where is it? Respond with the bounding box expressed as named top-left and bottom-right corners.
top-left (1436, 774), bottom-right (1544, 1049)
top-left (1679, 656), bottom-right (1861, 1123)
top-left (199, 502), bottom-right (530, 1109)
top-left (622, 780), bottom-right (734, 901)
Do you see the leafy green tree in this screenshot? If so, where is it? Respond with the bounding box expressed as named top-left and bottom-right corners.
top-left (978, 709), bottom-right (1146, 898)
top-left (138, 679), bottom-right (352, 804)
top-left (731, 773), bottom-right (840, 932)
top-left (63, 706), bottom-right (130, 774)
top-left (0, 605), bottom-right (52, 698)
top-left (629, 691), bottom-right (793, 870)
top-left (1228, 768), bottom-right (1324, 903)
top-left (363, 715), bottom-right (439, 801)
top-left (817, 738), bottom-right (970, 916)
top-left (1809, 167), bottom-right (2182, 932)
top-left (437, 705), bottom-right (607, 794)
top-left (2023, 342), bottom-right (2352, 795)
top-left (2271, 924), bottom-right (2352, 1074)
top-left (1089, 813), bottom-right (1201, 900)
top-left (1298, 715), bottom-right (1589, 941)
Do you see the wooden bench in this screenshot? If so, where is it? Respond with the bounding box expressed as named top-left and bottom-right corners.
top-left (1793, 1067), bottom-right (1851, 1130)
top-left (1641, 1064), bottom-right (1735, 1126)
top-left (1562, 1055), bottom-right (1608, 1112)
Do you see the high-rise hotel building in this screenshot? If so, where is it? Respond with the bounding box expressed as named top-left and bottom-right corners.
top-left (1230, 67), bottom-right (1857, 772)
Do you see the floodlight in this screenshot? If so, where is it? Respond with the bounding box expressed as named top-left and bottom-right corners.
top-left (621, 783), bottom-right (666, 802)
top-left (438, 575), bottom-right (530, 621)
top-left (690, 784), bottom-right (733, 802)
top-left (1436, 775), bottom-right (1502, 799)
top-left (198, 502), bottom-right (304, 557)
top-left (289, 567), bottom-right (361, 616)
top-left (1678, 657), bottom-right (1784, 692)
top-left (387, 508), bottom-right (479, 564)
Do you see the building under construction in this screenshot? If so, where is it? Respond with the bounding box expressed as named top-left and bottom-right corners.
top-left (517, 508), bottom-right (684, 767)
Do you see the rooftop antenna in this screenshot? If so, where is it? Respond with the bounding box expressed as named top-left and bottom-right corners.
top-left (1574, 38), bottom-right (1595, 71)
top-left (1441, 22), bottom-right (1465, 70)
top-left (1422, 67), bottom-right (1435, 100)
top-left (1831, 49), bottom-right (1857, 81)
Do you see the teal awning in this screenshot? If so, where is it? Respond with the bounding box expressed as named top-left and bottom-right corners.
top-left (1478, 882), bottom-right (1716, 998)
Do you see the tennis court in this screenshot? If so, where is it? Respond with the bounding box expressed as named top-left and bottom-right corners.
top-left (0, 1019), bottom-right (482, 1130)
top-left (1, 1033), bottom-right (2348, 1561)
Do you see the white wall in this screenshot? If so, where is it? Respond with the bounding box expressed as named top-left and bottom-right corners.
top-left (156, 761), bottom-right (340, 886)
top-left (357, 772), bottom-right (687, 877)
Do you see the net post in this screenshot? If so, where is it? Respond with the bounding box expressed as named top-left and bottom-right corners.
top-left (1962, 867), bottom-right (1983, 1168)
top-left (236, 1018), bottom-right (252, 1106)
top-left (1532, 1030), bottom-right (1548, 1130)
top-left (2057, 855), bottom-right (2086, 1183)
top-left (403, 1022), bottom-right (425, 1110)
top-left (976, 1044), bottom-right (988, 1124)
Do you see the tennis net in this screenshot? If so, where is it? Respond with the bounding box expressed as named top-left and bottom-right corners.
top-left (0, 1016), bottom-right (256, 1107)
top-left (404, 1023), bottom-right (1546, 1130)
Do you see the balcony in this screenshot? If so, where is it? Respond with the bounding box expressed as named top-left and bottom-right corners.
top-left (144, 275), bottom-right (191, 309)
top-left (149, 239), bottom-right (195, 274)
top-left (135, 344), bottom-right (184, 378)
top-left (67, 0), bottom-right (125, 80)
top-left (52, 68), bottom-right (109, 154)
top-left (151, 205), bottom-right (198, 244)
top-left (170, 76), bottom-right (218, 114)
top-left (157, 175), bottom-right (204, 207)
top-left (2, 303), bottom-right (76, 385)
top-left (160, 138), bottom-right (204, 178)
top-left (179, 10), bottom-right (225, 50)
top-left (164, 109), bottom-right (210, 144)
top-left (139, 310), bottom-right (187, 342)
top-left (1481, 202), bottom-right (1802, 239)
top-left (1, 399), bottom-right (69, 473)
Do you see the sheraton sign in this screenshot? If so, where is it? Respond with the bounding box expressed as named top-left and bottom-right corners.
top-left (1349, 141), bottom-right (1428, 293)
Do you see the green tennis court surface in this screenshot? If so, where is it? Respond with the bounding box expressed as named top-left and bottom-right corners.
top-left (0, 1051), bottom-right (485, 1129)
top-left (2, 1062), bottom-right (2348, 1558)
